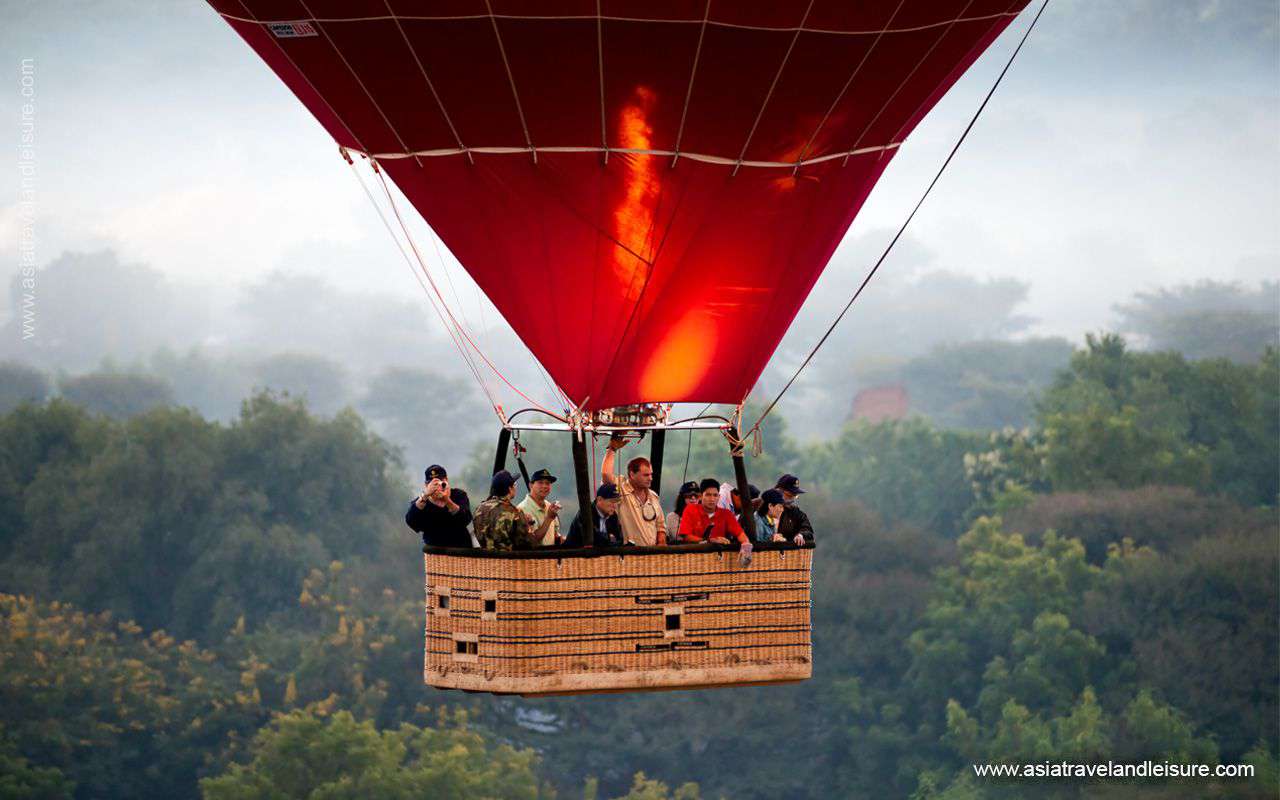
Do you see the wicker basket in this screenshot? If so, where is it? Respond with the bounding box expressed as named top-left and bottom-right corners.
top-left (424, 542), bottom-right (813, 696)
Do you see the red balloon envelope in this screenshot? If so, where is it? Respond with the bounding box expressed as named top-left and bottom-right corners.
top-left (209, 0), bottom-right (1029, 411)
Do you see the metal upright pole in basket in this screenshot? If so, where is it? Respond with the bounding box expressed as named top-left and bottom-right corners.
top-left (571, 428), bottom-right (594, 546)
top-left (649, 428), bottom-right (666, 497)
top-left (729, 425), bottom-right (757, 542)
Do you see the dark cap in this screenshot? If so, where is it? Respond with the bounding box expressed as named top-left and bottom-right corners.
top-left (596, 483), bottom-right (621, 500)
top-left (489, 470), bottom-right (517, 497)
top-left (731, 483), bottom-right (761, 499)
top-left (760, 488), bottom-right (785, 507)
top-left (678, 481), bottom-right (699, 497)
top-left (776, 474), bottom-right (805, 495)
top-left (529, 468), bottom-right (557, 484)
top-left (699, 477), bottom-right (720, 493)
top-left (425, 464), bottom-right (448, 481)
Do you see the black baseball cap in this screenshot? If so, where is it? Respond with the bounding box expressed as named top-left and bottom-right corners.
top-left (776, 474), bottom-right (805, 494)
top-left (678, 481), bottom-right (699, 496)
top-left (425, 465), bottom-right (448, 481)
top-left (530, 468), bottom-right (557, 484)
top-left (731, 483), bottom-right (760, 499)
top-left (489, 470), bottom-right (517, 497)
top-left (761, 488), bottom-right (785, 506)
top-left (596, 483), bottom-right (621, 500)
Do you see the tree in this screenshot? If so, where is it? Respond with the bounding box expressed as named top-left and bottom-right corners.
top-left (358, 367), bottom-right (489, 478)
top-left (1037, 334), bottom-right (1277, 506)
top-left (0, 594), bottom-right (259, 800)
top-left (801, 418), bottom-right (985, 536)
top-left (0, 361), bottom-right (50, 414)
top-left (1114, 280), bottom-right (1278, 363)
top-left (863, 338), bottom-right (1074, 431)
top-left (250, 354), bottom-right (349, 418)
top-left (58, 369), bottom-right (175, 419)
top-left (200, 709), bottom-right (545, 800)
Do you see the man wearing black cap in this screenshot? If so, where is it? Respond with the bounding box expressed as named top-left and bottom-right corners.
top-left (405, 464), bottom-right (473, 549)
top-left (473, 470), bottom-right (536, 551)
top-left (774, 474), bottom-right (814, 545)
top-left (563, 483), bottom-right (625, 548)
top-left (517, 468), bottom-right (562, 547)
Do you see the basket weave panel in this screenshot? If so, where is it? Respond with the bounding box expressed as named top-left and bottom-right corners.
top-left (425, 548), bottom-right (812, 694)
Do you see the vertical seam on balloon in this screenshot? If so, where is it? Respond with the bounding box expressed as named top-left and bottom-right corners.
top-left (296, 0), bottom-right (424, 168)
top-left (671, 0), bottom-right (711, 169)
top-left (731, 0), bottom-right (816, 178)
top-left (597, 0), bottom-right (608, 164)
top-left (484, 0), bottom-right (537, 164)
top-left (229, 0), bottom-right (369, 156)
top-left (792, 0), bottom-right (908, 176)
top-left (383, 0), bottom-right (473, 165)
top-left (841, 0), bottom-right (979, 167)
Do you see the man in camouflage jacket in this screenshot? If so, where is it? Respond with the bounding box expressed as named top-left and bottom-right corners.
top-left (473, 470), bottom-right (536, 551)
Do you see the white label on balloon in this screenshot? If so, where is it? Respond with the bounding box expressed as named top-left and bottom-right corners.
top-left (268, 22), bottom-right (319, 38)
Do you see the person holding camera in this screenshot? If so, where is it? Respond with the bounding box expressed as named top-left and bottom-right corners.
top-left (517, 468), bottom-right (563, 546)
top-left (405, 464), bottom-right (473, 548)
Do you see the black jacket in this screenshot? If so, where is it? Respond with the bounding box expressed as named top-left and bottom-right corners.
top-left (563, 503), bottom-right (624, 548)
top-left (405, 488), bottom-right (473, 548)
top-left (778, 504), bottom-right (814, 544)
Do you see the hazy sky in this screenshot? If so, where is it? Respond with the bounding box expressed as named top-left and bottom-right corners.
top-left (2, 1), bottom-right (1277, 392)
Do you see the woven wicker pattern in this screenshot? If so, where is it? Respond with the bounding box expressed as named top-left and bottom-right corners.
top-left (424, 547), bottom-right (812, 695)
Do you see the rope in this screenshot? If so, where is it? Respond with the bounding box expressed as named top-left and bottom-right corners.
top-left (345, 157), bottom-right (502, 416)
top-left (681, 402), bottom-right (714, 484)
top-left (368, 163), bottom-right (565, 420)
top-left (746, 0), bottom-right (1050, 439)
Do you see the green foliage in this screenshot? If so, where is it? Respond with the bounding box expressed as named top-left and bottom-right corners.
top-left (2, 324), bottom-right (1277, 800)
top-left (201, 709), bottom-right (544, 800)
top-left (0, 730), bottom-right (72, 800)
top-left (801, 418), bottom-right (984, 536)
top-left (58, 369), bottom-right (175, 419)
top-left (1037, 334), bottom-right (1277, 505)
top-left (0, 594), bottom-right (259, 800)
top-left (0, 392), bottom-right (403, 640)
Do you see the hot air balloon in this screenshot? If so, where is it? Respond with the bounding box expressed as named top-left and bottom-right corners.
top-left (209, 0), bottom-right (1035, 695)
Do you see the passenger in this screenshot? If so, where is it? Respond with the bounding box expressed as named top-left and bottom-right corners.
top-left (665, 481), bottom-right (699, 544)
top-left (718, 482), bottom-right (760, 530)
top-left (602, 436), bottom-right (665, 546)
top-left (755, 488), bottom-right (795, 544)
top-left (563, 483), bottom-right (625, 548)
top-left (774, 474), bottom-right (814, 545)
top-left (517, 468), bottom-right (562, 546)
top-left (473, 470), bottom-right (536, 551)
top-left (405, 464), bottom-right (473, 548)
top-left (678, 478), bottom-right (754, 565)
